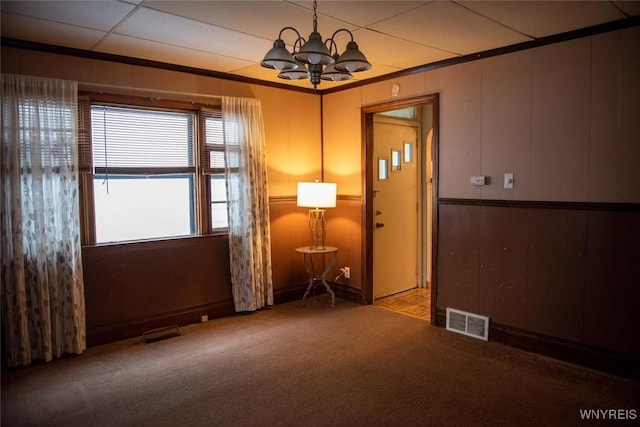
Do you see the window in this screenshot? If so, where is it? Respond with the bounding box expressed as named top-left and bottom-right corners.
top-left (377, 106), bottom-right (416, 119)
top-left (202, 110), bottom-right (228, 231)
top-left (210, 175), bottom-right (228, 230)
top-left (79, 95), bottom-right (227, 244)
top-left (200, 109), bottom-right (239, 231)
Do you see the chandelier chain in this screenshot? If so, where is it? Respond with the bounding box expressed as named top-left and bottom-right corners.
top-left (313, 0), bottom-right (318, 33)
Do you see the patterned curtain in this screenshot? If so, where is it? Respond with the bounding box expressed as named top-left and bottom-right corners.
top-left (222, 97), bottom-right (273, 312)
top-left (1, 74), bottom-right (86, 367)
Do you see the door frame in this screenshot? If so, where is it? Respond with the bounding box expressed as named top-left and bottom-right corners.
top-left (361, 94), bottom-right (439, 324)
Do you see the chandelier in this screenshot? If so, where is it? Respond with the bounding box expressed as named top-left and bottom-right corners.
top-left (260, 0), bottom-right (372, 89)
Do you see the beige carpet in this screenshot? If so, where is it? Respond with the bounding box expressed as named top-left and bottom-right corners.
top-left (2, 297), bottom-right (639, 427)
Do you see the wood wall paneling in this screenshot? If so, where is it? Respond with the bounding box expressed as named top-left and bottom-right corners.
top-left (438, 201), bottom-right (640, 353)
top-left (480, 50), bottom-right (532, 201)
top-left (478, 206), bottom-right (528, 329)
top-left (589, 31), bottom-right (624, 202)
top-left (269, 199), bottom-right (310, 300)
top-left (530, 38), bottom-right (591, 201)
top-left (583, 211), bottom-right (640, 353)
top-left (327, 199), bottom-right (363, 292)
top-left (322, 87), bottom-right (364, 196)
top-left (436, 203), bottom-right (481, 313)
top-left (438, 200), bottom-right (639, 376)
top-left (525, 209), bottom-right (587, 341)
top-left (360, 73), bottom-right (426, 107)
top-left (437, 61), bottom-right (482, 199)
top-left (82, 236), bottom-right (233, 345)
top-left (617, 27), bottom-right (640, 202)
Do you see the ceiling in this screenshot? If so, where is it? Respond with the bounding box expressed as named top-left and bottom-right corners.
top-left (2, 1), bottom-right (639, 91)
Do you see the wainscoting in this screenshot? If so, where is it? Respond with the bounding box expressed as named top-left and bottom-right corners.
top-left (82, 235), bottom-right (235, 346)
top-left (435, 198), bottom-right (640, 378)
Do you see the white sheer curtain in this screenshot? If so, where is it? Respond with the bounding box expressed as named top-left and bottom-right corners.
top-left (1, 74), bottom-right (86, 367)
top-left (222, 97), bottom-right (273, 311)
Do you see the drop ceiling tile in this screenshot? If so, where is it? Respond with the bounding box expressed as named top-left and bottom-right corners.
top-left (350, 62), bottom-right (403, 81)
top-left (460, 1), bottom-right (626, 38)
top-left (144, 0), bottom-right (357, 41)
top-left (0, 0), bottom-right (137, 31)
top-left (98, 34), bottom-right (254, 73)
top-left (231, 64), bottom-right (282, 81)
top-left (369, 1), bottom-right (532, 55)
top-left (289, 1), bottom-right (431, 27)
top-left (1, 13), bottom-right (107, 49)
top-left (338, 28), bottom-right (457, 69)
top-left (113, 7), bottom-right (272, 62)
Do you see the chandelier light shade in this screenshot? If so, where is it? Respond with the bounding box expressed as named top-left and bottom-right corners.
top-left (334, 41), bottom-right (372, 73)
top-left (297, 181), bottom-right (337, 249)
top-left (261, 0), bottom-right (371, 89)
top-left (296, 31), bottom-right (334, 65)
top-left (321, 54), bottom-right (353, 82)
top-left (260, 39), bottom-right (297, 70)
top-left (278, 58), bottom-right (310, 80)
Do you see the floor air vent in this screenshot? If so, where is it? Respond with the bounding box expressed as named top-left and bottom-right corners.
top-left (446, 308), bottom-right (489, 341)
top-left (142, 325), bottom-right (181, 343)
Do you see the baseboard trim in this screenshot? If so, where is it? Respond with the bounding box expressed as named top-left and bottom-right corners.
top-left (87, 299), bottom-right (235, 347)
top-left (435, 308), bottom-right (639, 380)
top-left (88, 283), bottom-right (362, 347)
top-left (330, 282), bottom-right (363, 303)
top-left (273, 282), bottom-right (363, 305)
top-left (273, 283), bottom-right (307, 304)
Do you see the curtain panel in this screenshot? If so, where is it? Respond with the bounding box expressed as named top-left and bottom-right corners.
top-left (1, 74), bottom-right (86, 367)
top-left (222, 97), bottom-right (273, 312)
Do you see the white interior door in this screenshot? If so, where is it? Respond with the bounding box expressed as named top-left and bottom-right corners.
top-left (373, 116), bottom-right (419, 299)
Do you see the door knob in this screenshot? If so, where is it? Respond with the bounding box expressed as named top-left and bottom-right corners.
top-left (375, 222), bottom-right (385, 229)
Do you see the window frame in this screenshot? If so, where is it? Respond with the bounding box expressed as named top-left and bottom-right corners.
top-left (78, 92), bottom-right (226, 246)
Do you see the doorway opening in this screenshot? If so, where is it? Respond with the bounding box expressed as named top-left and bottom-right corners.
top-left (361, 94), bottom-right (438, 324)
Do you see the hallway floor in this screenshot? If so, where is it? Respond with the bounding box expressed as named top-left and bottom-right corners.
top-left (374, 287), bottom-right (431, 321)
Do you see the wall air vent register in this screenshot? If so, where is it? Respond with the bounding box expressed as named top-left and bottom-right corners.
top-left (446, 308), bottom-right (489, 341)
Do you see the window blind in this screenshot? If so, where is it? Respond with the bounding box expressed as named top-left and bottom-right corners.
top-left (91, 105), bottom-right (194, 173)
top-left (200, 108), bottom-right (240, 174)
top-left (77, 96), bottom-right (92, 173)
top-left (200, 109), bottom-right (225, 174)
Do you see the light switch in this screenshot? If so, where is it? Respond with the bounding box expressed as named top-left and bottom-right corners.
top-left (504, 173), bottom-right (514, 189)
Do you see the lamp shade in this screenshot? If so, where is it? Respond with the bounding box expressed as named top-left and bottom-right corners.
top-left (297, 182), bottom-right (336, 208)
top-left (261, 39), bottom-right (297, 70)
top-left (295, 32), bottom-right (334, 65)
top-left (278, 58), bottom-right (310, 80)
top-left (321, 54), bottom-right (353, 82)
top-left (334, 41), bottom-right (372, 72)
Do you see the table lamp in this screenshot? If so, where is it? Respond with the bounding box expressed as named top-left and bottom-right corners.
top-left (297, 181), bottom-right (337, 249)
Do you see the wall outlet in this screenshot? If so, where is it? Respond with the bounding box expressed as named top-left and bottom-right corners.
top-left (471, 176), bottom-right (486, 186)
top-left (343, 267), bottom-right (350, 279)
top-left (200, 315), bottom-right (208, 323)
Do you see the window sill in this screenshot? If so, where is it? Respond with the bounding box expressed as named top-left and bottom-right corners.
top-left (82, 233), bottom-right (228, 251)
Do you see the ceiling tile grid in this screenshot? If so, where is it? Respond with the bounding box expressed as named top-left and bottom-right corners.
top-left (1, 0), bottom-right (638, 90)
